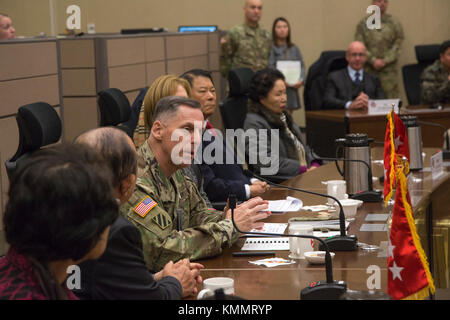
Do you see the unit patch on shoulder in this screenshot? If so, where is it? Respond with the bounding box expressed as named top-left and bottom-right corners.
top-left (133, 196), bottom-right (158, 218)
top-left (152, 212), bottom-right (172, 230)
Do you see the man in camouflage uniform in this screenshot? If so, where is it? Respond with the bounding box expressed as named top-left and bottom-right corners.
top-left (220, 0), bottom-right (272, 78)
top-left (355, 0), bottom-right (404, 98)
top-left (120, 96), bottom-right (269, 272)
top-left (421, 40), bottom-right (450, 105)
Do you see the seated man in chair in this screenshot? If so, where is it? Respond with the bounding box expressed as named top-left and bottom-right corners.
top-left (323, 41), bottom-right (386, 110)
top-left (120, 96), bottom-right (271, 272)
top-left (420, 40), bottom-right (450, 105)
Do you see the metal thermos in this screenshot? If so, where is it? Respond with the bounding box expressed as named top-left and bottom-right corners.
top-left (335, 134), bottom-right (372, 195)
top-left (400, 116), bottom-right (423, 171)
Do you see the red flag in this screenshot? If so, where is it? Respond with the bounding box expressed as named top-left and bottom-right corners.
top-left (392, 112), bottom-right (410, 162)
top-left (387, 165), bottom-right (435, 300)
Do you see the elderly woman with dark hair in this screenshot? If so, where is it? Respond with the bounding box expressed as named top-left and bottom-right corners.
top-left (244, 68), bottom-right (320, 181)
top-left (0, 143), bottom-right (118, 300)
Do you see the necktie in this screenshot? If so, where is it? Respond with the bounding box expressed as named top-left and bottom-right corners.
top-left (354, 72), bottom-right (361, 86)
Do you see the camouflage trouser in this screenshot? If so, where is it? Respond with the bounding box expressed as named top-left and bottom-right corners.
top-left (378, 70), bottom-right (399, 99)
top-left (367, 67), bottom-right (399, 99)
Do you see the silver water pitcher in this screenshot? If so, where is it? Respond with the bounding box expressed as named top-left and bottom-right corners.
top-left (400, 116), bottom-right (423, 171)
top-left (335, 134), bottom-right (372, 195)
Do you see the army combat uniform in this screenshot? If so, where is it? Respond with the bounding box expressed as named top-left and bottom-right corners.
top-left (220, 23), bottom-right (272, 78)
top-left (120, 142), bottom-right (239, 272)
top-left (355, 13), bottom-right (404, 98)
top-left (420, 60), bottom-right (450, 105)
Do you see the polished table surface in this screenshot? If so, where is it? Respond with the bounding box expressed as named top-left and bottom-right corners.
top-left (305, 105), bottom-right (450, 157)
top-left (194, 148), bottom-right (449, 300)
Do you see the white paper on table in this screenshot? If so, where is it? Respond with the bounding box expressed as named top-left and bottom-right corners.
top-left (276, 60), bottom-right (301, 86)
top-left (288, 219), bottom-right (349, 231)
top-left (249, 258), bottom-right (296, 268)
top-left (365, 214), bottom-right (390, 222)
top-left (250, 223), bottom-right (288, 235)
top-left (313, 230), bottom-right (341, 238)
top-left (360, 224), bottom-right (388, 232)
top-left (267, 196), bottom-right (303, 213)
top-left (302, 205), bottom-right (331, 212)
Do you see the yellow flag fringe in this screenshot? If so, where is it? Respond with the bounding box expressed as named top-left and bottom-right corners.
top-left (397, 167), bottom-right (435, 299)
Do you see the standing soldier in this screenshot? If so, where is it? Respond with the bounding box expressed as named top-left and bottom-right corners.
top-left (355, 0), bottom-right (404, 98)
top-left (220, 0), bottom-right (272, 78)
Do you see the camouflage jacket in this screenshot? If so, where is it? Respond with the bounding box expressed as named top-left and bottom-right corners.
top-left (355, 13), bottom-right (404, 73)
top-left (220, 23), bottom-right (272, 78)
top-left (420, 60), bottom-right (450, 105)
top-left (120, 142), bottom-right (238, 272)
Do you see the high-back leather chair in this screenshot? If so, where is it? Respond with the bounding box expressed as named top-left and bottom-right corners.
top-left (304, 50), bottom-right (346, 111)
top-left (219, 68), bottom-right (255, 130)
top-left (97, 88), bottom-right (132, 137)
top-left (402, 44), bottom-right (440, 105)
top-left (5, 102), bottom-right (62, 181)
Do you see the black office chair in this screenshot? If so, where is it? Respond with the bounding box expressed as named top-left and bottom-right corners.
top-left (5, 102), bottom-right (62, 181)
top-left (219, 68), bottom-right (255, 130)
top-left (304, 50), bottom-right (346, 110)
top-left (97, 88), bottom-right (132, 137)
top-left (402, 44), bottom-right (440, 105)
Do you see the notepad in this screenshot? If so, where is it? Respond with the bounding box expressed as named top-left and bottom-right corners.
top-left (241, 238), bottom-right (290, 251)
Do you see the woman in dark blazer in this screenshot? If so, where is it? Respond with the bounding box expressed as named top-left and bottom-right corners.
top-left (244, 68), bottom-right (320, 182)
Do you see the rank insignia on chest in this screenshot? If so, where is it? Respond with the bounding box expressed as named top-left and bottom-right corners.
top-left (133, 196), bottom-right (158, 218)
top-left (153, 213), bottom-right (172, 230)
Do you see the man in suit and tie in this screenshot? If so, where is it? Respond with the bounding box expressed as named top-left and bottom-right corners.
top-left (323, 41), bottom-right (386, 110)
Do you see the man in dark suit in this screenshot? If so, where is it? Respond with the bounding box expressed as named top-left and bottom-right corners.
top-left (73, 127), bottom-right (203, 300)
top-left (323, 41), bottom-right (386, 110)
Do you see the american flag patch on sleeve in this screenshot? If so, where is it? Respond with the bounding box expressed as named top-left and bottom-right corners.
top-left (133, 196), bottom-right (158, 218)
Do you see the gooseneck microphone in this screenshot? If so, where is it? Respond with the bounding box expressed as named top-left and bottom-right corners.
top-left (228, 194), bottom-right (347, 300)
top-left (316, 156), bottom-right (383, 202)
top-left (243, 169), bottom-right (358, 252)
top-left (417, 120), bottom-right (450, 160)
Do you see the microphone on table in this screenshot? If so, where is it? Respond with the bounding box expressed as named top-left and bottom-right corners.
top-left (228, 194), bottom-right (347, 300)
top-left (315, 156), bottom-right (383, 203)
top-left (243, 169), bottom-right (358, 252)
top-left (417, 120), bottom-right (450, 160)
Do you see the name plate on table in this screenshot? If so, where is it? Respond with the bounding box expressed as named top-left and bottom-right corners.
top-left (368, 99), bottom-right (400, 115)
top-left (431, 151), bottom-right (444, 180)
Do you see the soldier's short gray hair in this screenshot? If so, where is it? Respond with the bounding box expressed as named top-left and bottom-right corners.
top-left (152, 96), bottom-right (201, 125)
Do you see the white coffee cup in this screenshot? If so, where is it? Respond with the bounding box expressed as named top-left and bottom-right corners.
top-left (197, 277), bottom-right (234, 299)
top-left (322, 180), bottom-right (348, 205)
top-left (288, 224), bottom-right (314, 259)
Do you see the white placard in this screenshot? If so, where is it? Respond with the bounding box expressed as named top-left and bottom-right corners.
top-left (430, 151), bottom-right (444, 180)
top-left (276, 60), bottom-right (301, 86)
top-left (368, 99), bottom-right (400, 115)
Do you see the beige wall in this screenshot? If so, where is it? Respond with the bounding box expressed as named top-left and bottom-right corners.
top-left (2, 0), bottom-right (450, 127)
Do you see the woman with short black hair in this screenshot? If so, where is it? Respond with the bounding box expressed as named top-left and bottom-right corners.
top-left (244, 68), bottom-right (320, 181)
top-left (0, 143), bottom-right (118, 300)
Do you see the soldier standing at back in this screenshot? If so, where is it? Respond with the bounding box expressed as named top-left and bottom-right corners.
top-left (220, 0), bottom-right (272, 78)
top-left (355, 0), bottom-right (404, 98)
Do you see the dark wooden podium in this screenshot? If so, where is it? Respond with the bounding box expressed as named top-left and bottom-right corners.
top-left (305, 105), bottom-right (450, 157)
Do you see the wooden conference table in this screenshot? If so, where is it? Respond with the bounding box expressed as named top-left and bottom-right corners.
top-left (194, 148), bottom-right (450, 300)
top-left (306, 105), bottom-right (450, 158)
